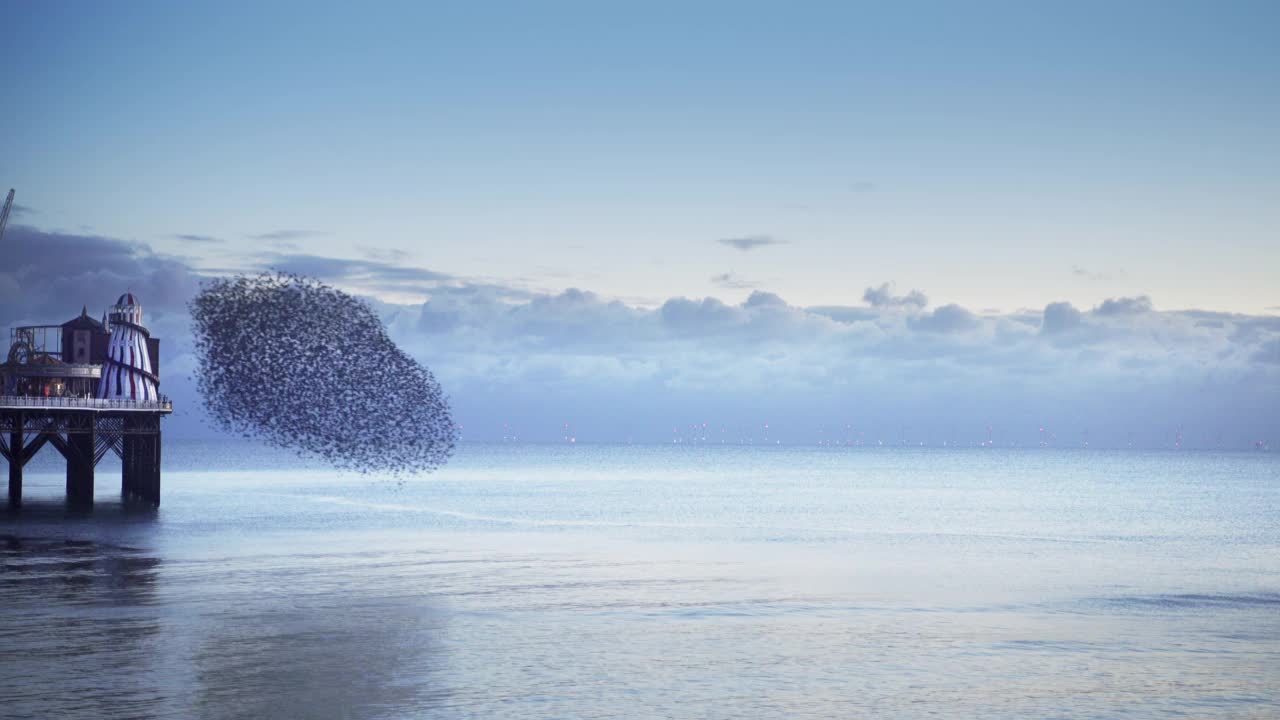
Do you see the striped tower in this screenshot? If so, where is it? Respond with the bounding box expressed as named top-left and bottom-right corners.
top-left (98, 292), bottom-right (159, 402)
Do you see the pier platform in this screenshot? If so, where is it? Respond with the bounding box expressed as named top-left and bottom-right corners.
top-left (1, 396), bottom-right (172, 507)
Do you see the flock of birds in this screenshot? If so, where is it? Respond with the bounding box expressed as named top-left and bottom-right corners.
top-left (189, 272), bottom-right (457, 475)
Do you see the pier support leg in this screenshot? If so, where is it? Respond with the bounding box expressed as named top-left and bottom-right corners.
top-left (122, 433), bottom-right (135, 499)
top-left (7, 425), bottom-right (21, 508)
top-left (7, 417), bottom-right (21, 507)
top-left (152, 432), bottom-right (162, 507)
top-left (122, 419), bottom-right (161, 506)
top-left (66, 427), bottom-right (96, 507)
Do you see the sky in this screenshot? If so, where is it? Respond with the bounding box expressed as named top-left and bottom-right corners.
top-left (2, 1), bottom-right (1278, 446)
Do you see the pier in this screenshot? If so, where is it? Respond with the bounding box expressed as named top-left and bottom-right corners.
top-left (1, 294), bottom-right (172, 507)
top-left (2, 397), bottom-right (171, 506)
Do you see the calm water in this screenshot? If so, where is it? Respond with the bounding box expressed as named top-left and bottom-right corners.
top-left (2, 442), bottom-right (1278, 719)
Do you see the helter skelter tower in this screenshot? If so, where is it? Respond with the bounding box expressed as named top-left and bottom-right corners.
top-left (99, 292), bottom-right (160, 402)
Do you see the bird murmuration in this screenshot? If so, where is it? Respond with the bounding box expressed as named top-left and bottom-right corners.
top-left (189, 272), bottom-right (457, 475)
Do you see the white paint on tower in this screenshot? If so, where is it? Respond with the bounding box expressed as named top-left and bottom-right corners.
top-left (98, 292), bottom-right (159, 402)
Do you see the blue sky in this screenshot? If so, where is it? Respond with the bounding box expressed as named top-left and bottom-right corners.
top-left (2, 2), bottom-right (1278, 444)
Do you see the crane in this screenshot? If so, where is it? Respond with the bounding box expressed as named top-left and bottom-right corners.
top-left (0, 189), bottom-right (13, 244)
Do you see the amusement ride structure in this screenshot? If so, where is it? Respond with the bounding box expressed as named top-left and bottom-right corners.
top-left (0, 290), bottom-right (172, 507)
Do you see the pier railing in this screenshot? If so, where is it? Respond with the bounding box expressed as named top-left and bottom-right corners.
top-left (0, 395), bottom-right (173, 412)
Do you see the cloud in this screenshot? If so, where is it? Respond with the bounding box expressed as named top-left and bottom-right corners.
top-left (743, 291), bottom-right (786, 308)
top-left (173, 233), bottom-right (224, 244)
top-left (364, 247), bottom-right (412, 263)
top-left (717, 235), bottom-right (786, 251)
top-left (1041, 302), bottom-right (1083, 334)
top-left (710, 272), bottom-right (760, 289)
top-left (907, 303), bottom-right (979, 333)
top-left (660, 296), bottom-right (744, 335)
top-left (0, 226), bottom-right (201, 317)
top-left (2, 226), bottom-right (1276, 446)
top-left (258, 252), bottom-right (455, 296)
top-left (247, 229), bottom-right (328, 241)
top-left (386, 285), bottom-right (1278, 443)
top-left (1071, 265), bottom-right (1115, 282)
top-left (806, 305), bottom-right (878, 324)
top-left (1255, 339), bottom-right (1280, 365)
top-left (1094, 295), bottom-right (1153, 316)
top-left (863, 282), bottom-right (928, 309)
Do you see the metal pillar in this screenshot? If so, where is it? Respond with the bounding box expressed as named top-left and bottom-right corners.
top-left (153, 431), bottom-right (162, 506)
top-left (122, 432), bottom-right (135, 499)
top-left (122, 416), bottom-right (161, 506)
top-left (7, 413), bottom-right (21, 507)
top-left (65, 424), bottom-right (96, 507)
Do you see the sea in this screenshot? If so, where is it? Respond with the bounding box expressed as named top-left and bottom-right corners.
top-left (1, 441), bottom-right (1277, 719)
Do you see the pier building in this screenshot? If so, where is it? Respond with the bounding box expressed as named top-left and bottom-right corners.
top-left (1, 293), bottom-right (172, 507)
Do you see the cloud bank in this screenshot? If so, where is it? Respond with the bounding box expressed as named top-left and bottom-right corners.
top-left (3, 225), bottom-right (1277, 447)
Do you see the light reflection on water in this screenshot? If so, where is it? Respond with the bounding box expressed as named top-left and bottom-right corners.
top-left (1, 443), bottom-right (1278, 719)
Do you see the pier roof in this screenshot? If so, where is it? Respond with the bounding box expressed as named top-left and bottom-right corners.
top-left (61, 307), bottom-right (105, 330)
